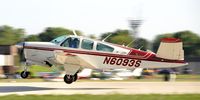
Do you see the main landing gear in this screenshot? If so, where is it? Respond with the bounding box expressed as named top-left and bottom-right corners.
top-left (63, 73), bottom-right (78, 84)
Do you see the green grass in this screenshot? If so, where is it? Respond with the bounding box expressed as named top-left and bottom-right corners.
top-left (143, 74), bottom-right (200, 82)
top-left (0, 74), bottom-right (200, 83)
top-left (176, 74), bottom-right (200, 79)
top-left (0, 94), bottom-right (200, 100)
top-left (29, 65), bottom-right (52, 72)
top-left (17, 65), bottom-right (54, 76)
top-left (16, 65), bottom-right (200, 81)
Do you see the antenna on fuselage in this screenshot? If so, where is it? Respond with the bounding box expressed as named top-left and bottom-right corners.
top-left (126, 40), bottom-right (136, 47)
top-left (126, 39), bottom-right (144, 50)
top-left (122, 43), bottom-right (125, 46)
top-left (138, 45), bottom-right (143, 50)
top-left (72, 30), bottom-right (78, 36)
top-left (102, 33), bottom-right (112, 42)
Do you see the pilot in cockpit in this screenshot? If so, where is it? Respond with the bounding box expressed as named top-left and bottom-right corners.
top-left (69, 38), bottom-right (79, 48)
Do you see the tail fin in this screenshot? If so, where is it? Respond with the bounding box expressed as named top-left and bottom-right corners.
top-left (156, 38), bottom-right (184, 60)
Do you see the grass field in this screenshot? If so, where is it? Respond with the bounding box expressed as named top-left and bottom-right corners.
top-left (0, 94), bottom-right (200, 100)
top-left (1, 65), bottom-right (199, 82)
top-left (17, 65), bottom-right (53, 76)
top-left (0, 74), bottom-right (200, 83)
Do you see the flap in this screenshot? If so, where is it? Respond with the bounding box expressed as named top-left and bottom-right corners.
top-left (55, 51), bottom-right (94, 68)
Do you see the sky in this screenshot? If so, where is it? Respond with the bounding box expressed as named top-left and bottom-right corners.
top-left (0, 0), bottom-right (199, 40)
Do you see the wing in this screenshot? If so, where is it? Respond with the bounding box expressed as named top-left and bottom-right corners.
top-left (48, 50), bottom-right (94, 75)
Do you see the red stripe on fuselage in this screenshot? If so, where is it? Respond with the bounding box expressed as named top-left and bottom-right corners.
top-left (24, 46), bottom-right (185, 64)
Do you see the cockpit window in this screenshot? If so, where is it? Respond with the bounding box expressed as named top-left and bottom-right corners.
top-left (96, 43), bottom-right (114, 52)
top-left (50, 35), bottom-right (66, 44)
top-left (81, 39), bottom-right (94, 50)
top-left (61, 37), bottom-right (80, 48)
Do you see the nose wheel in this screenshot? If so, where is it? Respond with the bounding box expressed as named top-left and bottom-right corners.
top-left (20, 71), bottom-right (30, 78)
top-left (63, 74), bottom-right (78, 84)
top-left (20, 63), bottom-right (30, 79)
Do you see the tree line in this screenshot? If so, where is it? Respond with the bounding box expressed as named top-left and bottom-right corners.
top-left (0, 25), bottom-right (199, 57)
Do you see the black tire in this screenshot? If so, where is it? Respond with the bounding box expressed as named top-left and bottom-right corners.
top-left (20, 71), bottom-right (29, 79)
top-left (64, 74), bottom-right (73, 84)
top-left (73, 74), bottom-right (78, 82)
top-left (164, 74), bottom-right (170, 81)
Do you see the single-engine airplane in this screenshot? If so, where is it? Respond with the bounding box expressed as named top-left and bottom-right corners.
top-left (17, 32), bottom-right (187, 84)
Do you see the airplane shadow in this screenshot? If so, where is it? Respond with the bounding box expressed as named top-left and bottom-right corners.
top-left (0, 86), bottom-right (119, 93)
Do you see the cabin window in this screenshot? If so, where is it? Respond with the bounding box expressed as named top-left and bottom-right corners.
top-left (96, 43), bottom-right (114, 52)
top-left (61, 37), bottom-right (80, 48)
top-left (50, 35), bottom-right (66, 44)
top-left (81, 39), bottom-right (94, 50)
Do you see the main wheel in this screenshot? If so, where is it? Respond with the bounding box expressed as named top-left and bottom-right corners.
top-left (64, 74), bottom-right (74, 84)
top-left (20, 71), bottom-right (30, 78)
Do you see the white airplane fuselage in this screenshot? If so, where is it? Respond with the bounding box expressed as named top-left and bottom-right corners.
top-left (23, 35), bottom-right (187, 72)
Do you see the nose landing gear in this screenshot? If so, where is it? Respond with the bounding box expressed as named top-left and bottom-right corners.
top-left (20, 71), bottom-right (30, 78)
top-left (20, 63), bottom-right (30, 79)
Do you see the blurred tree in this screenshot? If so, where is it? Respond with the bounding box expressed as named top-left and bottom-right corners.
top-left (25, 35), bottom-right (40, 41)
top-left (0, 25), bottom-right (25, 45)
top-left (88, 34), bottom-right (96, 39)
top-left (100, 29), bottom-right (133, 46)
top-left (152, 30), bottom-right (200, 57)
top-left (38, 27), bottom-right (83, 42)
top-left (173, 31), bottom-right (200, 57)
top-left (135, 38), bottom-right (149, 51)
top-left (100, 29), bottom-right (149, 50)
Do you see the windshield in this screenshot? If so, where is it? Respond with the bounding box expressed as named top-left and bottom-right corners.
top-left (50, 35), bottom-right (67, 44)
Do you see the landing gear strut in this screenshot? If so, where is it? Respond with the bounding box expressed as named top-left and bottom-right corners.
top-left (63, 73), bottom-right (78, 84)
